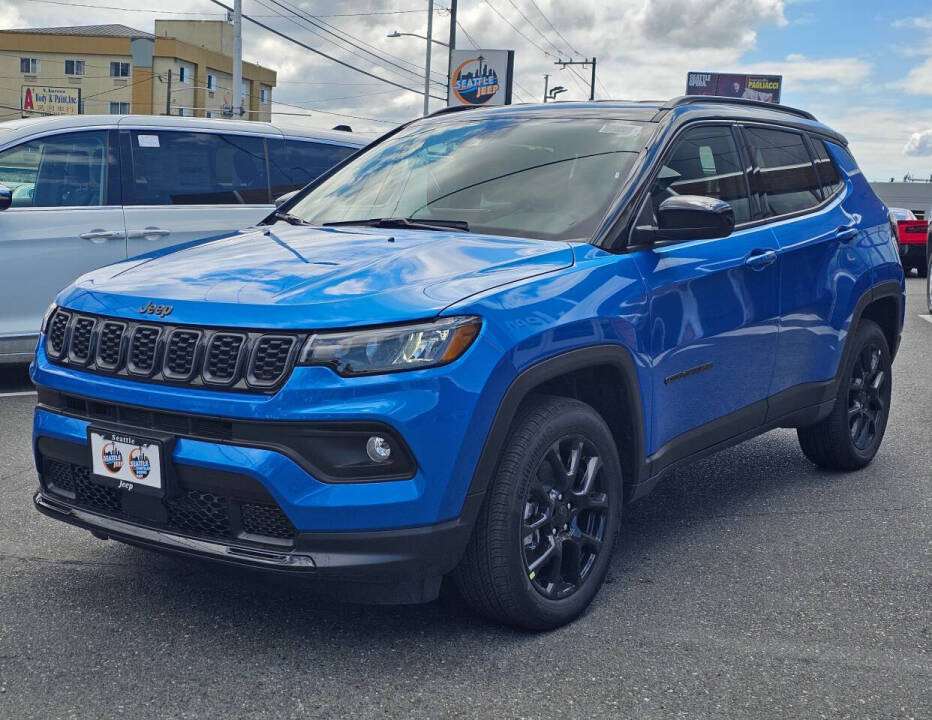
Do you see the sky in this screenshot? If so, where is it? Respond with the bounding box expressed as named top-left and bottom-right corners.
top-left (0, 0), bottom-right (930, 181)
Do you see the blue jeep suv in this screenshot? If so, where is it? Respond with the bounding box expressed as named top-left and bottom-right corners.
top-left (31, 97), bottom-right (904, 629)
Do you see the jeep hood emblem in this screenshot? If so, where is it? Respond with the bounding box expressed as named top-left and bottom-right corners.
top-left (138, 301), bottom-right (173, 318)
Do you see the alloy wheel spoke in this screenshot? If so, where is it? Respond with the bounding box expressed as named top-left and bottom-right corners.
top-left (527, 536), bottom-right (559, 575)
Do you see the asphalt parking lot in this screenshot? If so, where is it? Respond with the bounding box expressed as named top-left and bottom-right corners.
top-left (0, 280), bottom-right (929, 720)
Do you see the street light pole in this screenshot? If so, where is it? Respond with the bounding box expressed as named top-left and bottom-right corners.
top-left (423, 0), bottom-right (434, 116)
top-left (447, 0), bottom-right (456, 106)
top-left (543, 73), bottom-right (549, 103)
top-left (232, 0), bottom-right (243, 117)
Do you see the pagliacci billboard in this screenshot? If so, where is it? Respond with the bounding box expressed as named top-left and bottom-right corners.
top-left (21, 85), bottom-right (81, 115)
top-left (448, 49), bottom-right (514, 107)
top-left (686, 72), bottom-right (782, 104)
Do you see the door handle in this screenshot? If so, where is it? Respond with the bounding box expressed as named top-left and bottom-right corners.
top-left (744, 249), bottom-right (778, 269)
top-left (128, 227), bottom-right (171, 240)
top-left (834, 225), bottom-right (858, 242)
top-left (79, 229), bottom-right (124, 243)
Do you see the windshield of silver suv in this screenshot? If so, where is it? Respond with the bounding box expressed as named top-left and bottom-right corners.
top-left (288, 116), bottom-right (649, 241)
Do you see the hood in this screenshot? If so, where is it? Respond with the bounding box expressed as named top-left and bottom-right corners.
top-left (58, 225), bottom-right (574, 329)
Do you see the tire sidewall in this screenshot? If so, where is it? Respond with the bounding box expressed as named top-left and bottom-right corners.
top-left (496, 400), bottom-right (622, 628)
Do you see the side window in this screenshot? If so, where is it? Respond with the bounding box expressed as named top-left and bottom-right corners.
top-left (0, 131), bottom-right (108, 208)
top-left (809, 137), bottom-right (845, 199)
top-left (127, 131), bottom-right (269, 205)
top-left (269, 139), bottom-right (356, 197)
top-left (743, 127), bottom-right (822, 217)
top-left (641, 125), bottom-right (751, 226)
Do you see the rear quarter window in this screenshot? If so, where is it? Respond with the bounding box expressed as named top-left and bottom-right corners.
top-left (809, 137), bottom-right (845, 199)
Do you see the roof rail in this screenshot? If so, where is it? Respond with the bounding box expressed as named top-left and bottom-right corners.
top-left (425, 104), bottom-right (485, 119)
top-left (659, 96), bottom-right (817, 121)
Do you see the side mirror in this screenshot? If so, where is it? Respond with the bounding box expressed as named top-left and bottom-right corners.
top-left (635, 195), bottom-right (735, 244)
top-left (0, 184), bottom-right (11, 211)
top-left (274, 190), bottom-right (298, 208)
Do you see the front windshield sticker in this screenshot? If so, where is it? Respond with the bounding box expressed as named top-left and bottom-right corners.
top-left (137, 134), bottom-right (160, 148)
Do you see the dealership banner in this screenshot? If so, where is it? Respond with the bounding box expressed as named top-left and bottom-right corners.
top-left (686, 72), bottom-right (782, 104)
top-left (448, 49), bottom-right (514, 107)
top-left (21, 85), bottom-right (81, 115)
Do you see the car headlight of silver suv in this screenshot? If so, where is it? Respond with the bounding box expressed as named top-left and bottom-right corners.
top-left (297, 316), bottom-right (481, 376)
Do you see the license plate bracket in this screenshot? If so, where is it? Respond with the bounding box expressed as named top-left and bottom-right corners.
top-left (87, 427), bottom-right (169, 498)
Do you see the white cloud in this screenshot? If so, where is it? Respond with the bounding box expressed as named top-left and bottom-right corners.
top-left (897, 57), bottom-right (932, 95)
top-left (905, 129), bottom-right (932, 157)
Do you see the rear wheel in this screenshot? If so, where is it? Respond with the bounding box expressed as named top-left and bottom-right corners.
top-left (453, 396), bottom-right (622, 630)
top-left (916, 258), bottom-right (928, 279)
top-left (797, 319), bottom-right (891, 470)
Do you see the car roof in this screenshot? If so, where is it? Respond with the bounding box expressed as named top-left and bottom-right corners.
top-left (0, 114), bottom-right (366, 147)
top-left (421, 97), bottom-right (847, 146)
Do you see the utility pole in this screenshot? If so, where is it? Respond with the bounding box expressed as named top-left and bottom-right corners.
top-left (554, 57), bottom-right (597, 101)
top-left (542, 74), bottom-right (549, 103)
top-left (165, 69), bottom-right (172, 115)
top-left (232, 0), bottom-right (243, 117)
top-left (423, 0), bottom-right (434, 116)
top-left (446, 0), bottom-right (456, 105)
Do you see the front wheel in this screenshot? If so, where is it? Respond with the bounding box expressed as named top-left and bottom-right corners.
top-left (453, 396), bottom-right (622, 630)
top-left (797, 319), bottom-right (892, 470)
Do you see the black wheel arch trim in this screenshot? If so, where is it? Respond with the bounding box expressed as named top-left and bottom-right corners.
top-left (465, 344), bottom-right (648, 503)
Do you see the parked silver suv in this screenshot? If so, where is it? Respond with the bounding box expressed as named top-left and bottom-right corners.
top-left (0, 114), bottom-right (365, 363)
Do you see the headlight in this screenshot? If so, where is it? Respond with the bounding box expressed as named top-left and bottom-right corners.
top-left (298, 316), bottom-right (480, 376)
top-left (41, 303), bottom-right (58, 333)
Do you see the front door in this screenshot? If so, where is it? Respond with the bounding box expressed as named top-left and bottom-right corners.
top-left (121, 129), bottom-right (275, 257)
top-left (630, 124), bottom-right (780, 461)
top-left (0, 130), bottom-right (125, 358)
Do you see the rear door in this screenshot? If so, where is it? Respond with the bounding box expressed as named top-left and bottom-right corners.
top-left (121, 128), bottom-right (276, 256)
top-left (739, 126), bottom-right (870, 404)
top-left (630, 124), bottom-right (781, 458)
top-left (0, 129), bottom-right (124, 354)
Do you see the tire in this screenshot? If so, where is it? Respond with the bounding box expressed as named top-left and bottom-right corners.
top-left (453, 396), bottom-right (622, 630)
top-left (927, 252), bottom-right (932, 313)
top-left (916, 259), bottom-right (928, 279)
top-left (797, 319), bottom-right (892, 470)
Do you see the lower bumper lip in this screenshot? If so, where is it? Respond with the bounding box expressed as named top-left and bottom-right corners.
top-left (33, 492), bottom-right (317, 571)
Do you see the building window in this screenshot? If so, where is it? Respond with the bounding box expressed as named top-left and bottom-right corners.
top-left (110, 61), bottom-right (130, 77)
top-left (241, 85), bottom-right (248, 102)
top-left (178, 67), bottom-right (192, 84)
top-left (206, 73), bottom-right (216, 91)
top-left (260, 86), bottom-right (270, 103)
top-left (20, 58), bottom-right (39, 74)
top-left (65, 59), bottom-right (86, 76)
top-left (205, 111), bottom-right (214, 118)
top-left (109, 102), bottom-right (130, 115)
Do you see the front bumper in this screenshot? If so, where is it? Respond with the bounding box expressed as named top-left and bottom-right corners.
top-left (34, 490), bottom-right (480, 602)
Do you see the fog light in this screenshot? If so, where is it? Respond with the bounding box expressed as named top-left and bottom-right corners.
top-left (366, 435), bottom-right (392, 463)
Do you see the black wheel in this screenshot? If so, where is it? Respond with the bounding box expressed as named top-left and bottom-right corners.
top-left (453, 396), bottom-right (622, 630)
top-left (916, 260), bottom-right (927, 279)
top-left (797, 319), bottom-right (891, 470)
top-left (927, 252), bottom-right (932, 313)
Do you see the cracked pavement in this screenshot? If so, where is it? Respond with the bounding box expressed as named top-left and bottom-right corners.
top-left (0, 279), bottom-right (929, 719)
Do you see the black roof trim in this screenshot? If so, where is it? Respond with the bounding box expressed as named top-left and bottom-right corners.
top-left (659, 96), bottom-right (817, 121)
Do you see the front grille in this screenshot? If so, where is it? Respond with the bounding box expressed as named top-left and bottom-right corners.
top-left (48, 309), bottom-right (70, 357)
top-left (249, 336), bottom-right (295, 386)
top-left (45, 311), bottom-right (305, 393)
top-left (164, 330), bottom-right (200, 379)
top-left (242, 503), bottom-right (297, 539)
top-left (41, 455), bottom-right (296, 546)
top-left (204, 333), bottom-right (245, 383)
top-left (96, 321), bottom-right (125, 369)
top-left (68, 317), bottom-right (96, 363)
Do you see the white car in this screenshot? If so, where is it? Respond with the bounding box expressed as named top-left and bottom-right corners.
top-left (0, 114), bottom-right (366, 363)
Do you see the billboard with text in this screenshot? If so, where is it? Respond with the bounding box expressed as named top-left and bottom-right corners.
top-left (686, 72), bottom-right (782, 104)
top-left (448, 50), bottom-right (515, 107)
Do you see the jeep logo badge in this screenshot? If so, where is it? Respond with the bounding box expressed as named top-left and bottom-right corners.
top-left (138, 301), bottom-right (173, 318)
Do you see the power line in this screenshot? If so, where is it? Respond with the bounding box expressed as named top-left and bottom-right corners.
top-left (16, 0), bottom-right (426, 17)
top-left (526, 0), bottom-right (581, 56)
top-left (503, 0), bottom-right (566, 57)
top-left (257, 0), bottom-right (446, 87)
top-left (207, 0), bottom-right (446, 102)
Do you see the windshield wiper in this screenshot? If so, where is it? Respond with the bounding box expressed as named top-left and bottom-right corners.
top-left (323, 217), bottom-right (470, 232)
top-left (268, 211), bottom-right (310, 226)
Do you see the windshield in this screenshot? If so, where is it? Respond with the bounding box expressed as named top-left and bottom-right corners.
top-left (889, 208), bottom-right (916, 221)
top-left (289, 116), bottom-right (649, 241)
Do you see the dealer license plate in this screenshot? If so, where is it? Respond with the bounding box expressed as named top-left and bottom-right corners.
top-left (89, 429), bottom-right (163, 494)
